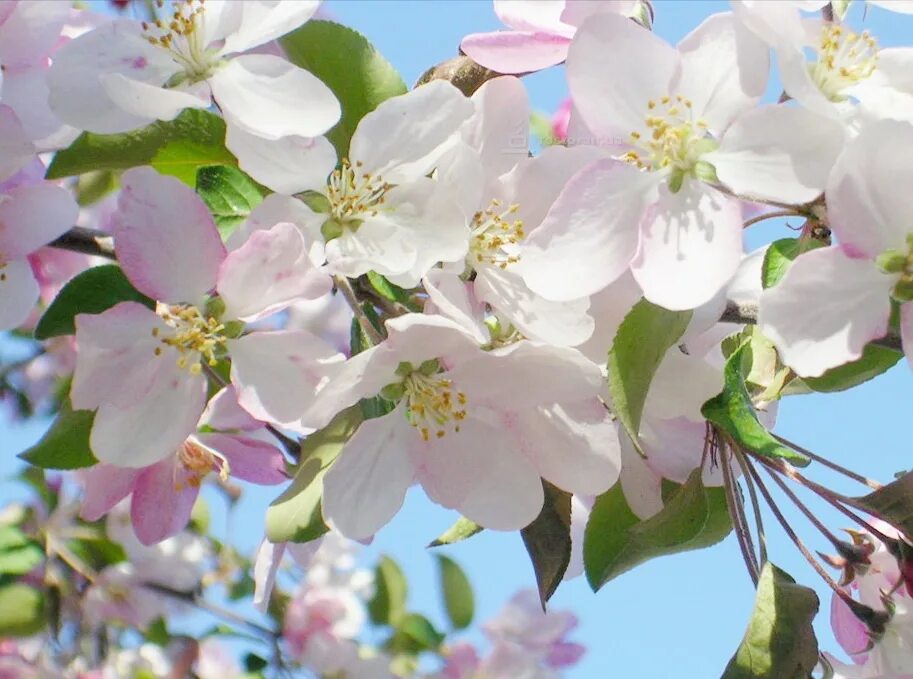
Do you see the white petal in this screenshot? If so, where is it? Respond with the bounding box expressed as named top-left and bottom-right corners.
top-left (676, 12), bottom-right (768, 130)
top-left (632, 183), bottom-right (743, 311)
top-left (0, 69), bottom-right (62, 143)
top-left (115, 167), bottom-right (225, 303)
top-left (0, 0), bottom-right (69, 64)
top-left (513, 400), bottom-right (621, 497)
top-left (826, 120), bottom-right (913, 258)
top-left (225, 122), bottom-right (336, 195)
top-left (708, 105), bottom-right (845, 205)
top-left (566, 12), bottom-right (679, 142)
top-left (47, 21), bottom-right (181, 134)
top-left (228, 330), bottom-right (345, 428)
top-left (322, 407), bottom-right (415, 541)
top-left (233, 193), bottom-right (326, 254)
top-left (576, 272), bottom-right (643, 365)
top-left (494, 0), bottom-right (572, 34)
top-left (523, 158), bottom-right (655, 301)
top-left (324, 218), bottom-right (416, 281)
top-left (90, 371), bottom-right (207, 468)
top-left (220, 0), bottom-right (320, 54)
top-left (0, 259), bottom-right (39, 331)
top-left (619, 433), bottom-right (664, 520)
top-left (350, 80), bottom-right (474, 182)
top-left (474, 267), bottom-right (595, 347)
top-left (645, 349), bottom-right (723, 422)
top-left (218, 223), bottom-right (332, 322)
top-left (210, 54), bottom-right (340, 140)
top-left (0, 183), bottom-right (78, 258)
top-left (422, 270), bottom-right (490, 345)
top-left (0, 106), bottom-right (34, 181)
top-left (100, 72), bottom-right (210, 123)
top-left (462, 76), bottom-right (530, 180)
top-left (759, 247), bottom-right (895, 377)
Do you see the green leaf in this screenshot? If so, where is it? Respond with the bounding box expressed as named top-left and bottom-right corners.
top-left (804, 343), bottom-right (901, 393)
top-left (721, 563), bottom-right (819, 679)
top-left (530, 111), bottom-right (557, 147)
top-left (366, 271), bottom-right (417, 309)
top-left (76, 170), bottom-right (118, 207)
top-left (608, 299), bottom-right (692, 454)
top-left (388, 612), bottom-right (445, 654)
top-left (18, 398), bottom-right (97, 470)
top-left (0, 584), bottom-right (45, 637)
top-left (265, 408), bottom-right (362, 543)
top-left (428, 517), bottom-right (484, 547)
top-left (435, 554), bottom-right (474, 630)
top-left (34, 264), bottom-right (154, 340)
top-left (195, 165), bottom-right (265, 239)
top-left (584, 470), bottom-right (732, 591)
top-left (280, 20), bottom-right (407, 158)
top-left (46, 109), bottom-right (234, 185)
top-left (0, 527), bottom-right (43, 576)
top-left (701, 342), bottom-right (810, 466)
top-left (761, 238), bottom-right (826, 289)
top-left (521, 480), bottom-right (572, 606)
top-left (854, 470), bottom-right (913, 541)
top-left (367, 555), bottom-right (408, 626)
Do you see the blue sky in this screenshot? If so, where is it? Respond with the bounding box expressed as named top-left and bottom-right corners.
top-left (3, 1), bottom-right (913, 677)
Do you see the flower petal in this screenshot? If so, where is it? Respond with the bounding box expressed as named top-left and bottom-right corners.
top-left (209, 54), bottom-right (340, 140)
top-left (100, 72), bottom-right (210, 123)
top-left (197, 433), bottom-right (287, 485)
top-left (0, 183), bottom-right (78, 259)
top-left (619, 433), bottom-right (664, 520)
top-left (632, 183), bottom-right (743, 311)
top-left (322, 407), bottom-right (415, 540)
top-left (131, 456), bottom-right (199, 545)
top-left (494, 0), bottom-right (571, 34)
top-left (0, 105), bottom-right (35, 181)
top-left (460, 31), bottom-right (571, 74)
top-left (79, 464), bottom-right (141, 522)
top-left (759, 247), bottom-right (895, 377)
top-left (115, 167), bottom-right (225, 303)
top-left (0, 259), bottom-right (38, 331)
top-left (220, 0), bottom-right (319, 54)
top-left (463, 76), bottom-right (530, 178)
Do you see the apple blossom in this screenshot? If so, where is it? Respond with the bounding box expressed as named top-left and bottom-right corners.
top-left (47, 0), bottom-right (340, 139)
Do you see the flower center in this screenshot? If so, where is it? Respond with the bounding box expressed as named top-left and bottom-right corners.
top-left (381, 360), bottom-right (468, 441)
top-left (810, 24), bottom-right (878, 102)
top-left (174, 438), bottom-right (230, 491)
top-left (142, 0), bottom-right (215, 82)
top-left (322, 159), bottom-right (393, 239)
top-left (469, 199), bottom-right (524, 270)
top-left (153, 303), bottom-right (225, 375)
top-left (623, 95), bottom-right (718, 191)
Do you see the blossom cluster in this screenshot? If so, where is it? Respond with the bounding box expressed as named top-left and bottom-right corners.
top-left (2, 0), bottom-right (913, 676)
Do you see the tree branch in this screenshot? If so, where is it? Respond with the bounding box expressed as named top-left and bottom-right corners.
top-left (48, 227), bottom-right (115, 260)
top-left (415, 54), bottom-right (505, 96)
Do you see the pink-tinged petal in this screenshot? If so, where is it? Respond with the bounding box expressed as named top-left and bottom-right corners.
top-left (463, 76), bottom-right (530, 178)
top-left (115, 167), bottom-right (225, 303)
top-left (218, 223), bottom-right (332, 322)
top-left (90, 371), bottom-right (207, 468)
top-left (619, 433), bottom-right (664, 520)
top-left (576, 271), bottom-right (643, 364)
top-left (47, 21), bottom-right (181, 134)
top-left (350, 80), bottom-right (474, 182)
top-left (900, 303), bottom-right (913, 371)
top-left (474, 267), bottom-right (595, 347)
top-left (0, 2), bottom-right (18, 28)
top-left (2, 67), bottom-right (65, 143)
top-left (324, 217), bottom-right (416, 281)
top-left (225, 122), bottom-right (336, 195)
top-left (252, 539), bottom-right (286, 613)
top-left (552, 97), bottom-right (572, 142)
top-left (759, 247), bottom-right (895, 377)
top-left (210, 54), bottom-right (340, 140)
top-left (423, 269), bottom-right (490, 345)
top-left (0, 0), bottom-right (68, 64)
top-left (0, 259), bottom-right (38, 331)
top-left (233, 193), bottom-right (326, 252)
top-left (197, 433), bottom-right (287, 485)
top-left (827, 120), bottom-right (913, 258)
top-left (131, 456), bottom-right (199, 545)
top-left (546, 642), bottom-right (586, 669)
top-left (708, 105), bottom-right (845, 205)
top-left (79, 464), bottom-right (141, 522)
top-left (830, 591), bottom-right (871, 657)
top-left (494, 0), bottom-right (570, 34)
top-left (523, 158), bottom-right (655, 301)
top-left (560, 0), bottom-right (638, 26)
top-left (676, 12), bottom-right (768, 130)
top-left (460, 31), bottom-right (571, 74)
top-left (322, 407), bottom-right (415, 541)
top-left (567, 13), bottom-right (678, 142)
top-left (417, 413), bottom-right (543, 531)
top-left (201, 386), bottom-right (262, 432)
top-left (228, 330), bottom-right (345, 428)
top-left (0, 105), bottom-right (35, 181)
top-left (512, 400), bottom-right (621, 496)
top-left (0, 183), bottom-right (78, 258)
top-left (632, 183), bottom-right (743, 311)
top-left (220, 0), bottom-right (319, 54)
top-left (642, 416), bottom-right (722, 486)
top-left (100, 72), bottom-right (210, 122)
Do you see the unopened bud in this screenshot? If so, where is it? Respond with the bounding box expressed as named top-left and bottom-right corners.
top-left (875, 249), bottom-right (907, 274)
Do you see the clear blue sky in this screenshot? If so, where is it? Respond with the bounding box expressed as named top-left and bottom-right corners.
top-left (3, 1), bottom-right (913, 677)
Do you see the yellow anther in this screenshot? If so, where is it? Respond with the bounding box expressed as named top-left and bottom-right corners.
top-left (469, 199), bottom-right (524, 270)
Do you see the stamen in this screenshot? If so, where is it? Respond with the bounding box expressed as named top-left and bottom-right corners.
top-left (392, 366), bottom-right (468, 440)
top-left (325, 158), bottom-right (393, 230)
top-left (811, 24), bottom-right (879, 101)
top-left (141, 0), bottom-right (213, 81)
top-left (154, 303), bottom-right (226, 373)
top-left (174, 439), bottom-right (230, 490)
top-left (469, 199), bottom-right (524, 270)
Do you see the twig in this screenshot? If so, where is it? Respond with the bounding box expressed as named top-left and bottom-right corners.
top-left (719, 439), bottom-right (760, 585)
top-left (48, 227), bottom-right (115, 259)
top-left (143, 583), bottom-right (278, 639)
top-left (771, 433), bottom-right (882, 490)
top-left (742, 210), bottom-right (806, 229)
top-left (335, 275), bottom-right (385, 345)
top-left (730, 447), bottom-right (768, 566)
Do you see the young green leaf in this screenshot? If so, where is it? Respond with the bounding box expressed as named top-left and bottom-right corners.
top-left (721, 563), bottom-right (819, 679)
top-left (18, 399), bottom-right (97, 470)
top-left (607, 299), bottom-right (692, 454)
top-left (761, 237), bottom-right (826, 289)
top-left (46, 109), bottom-right (234, 186)
top-left (368, 555), bottom-right (408, 626)
top-left (804, 343), bottom-right (901, 393)
top-left (435, 554), bottom-right (474, 630)
top-left (428, 516), bottom-right (484, 547)
top-left (0, 584), bottom-right (45, 637)
top-left (264, 408), bottom-right (362, 543)
top-left (34, 264), bottom-right (154, 340)
top-left (521, 480), bottom-right (572, 606)
top-left (0, 527), bottom-right (43, 576)
top-left (195, 165), bottom-right (266, 239)
top-left (280, 20), bottom-right (407, 158)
